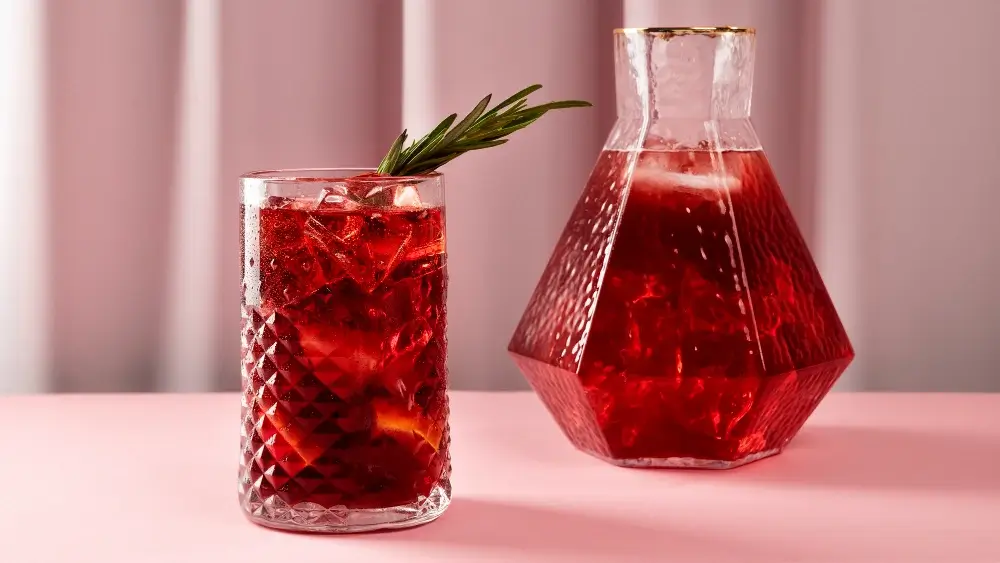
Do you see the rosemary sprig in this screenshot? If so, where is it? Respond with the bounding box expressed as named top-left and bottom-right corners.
top-left (376, 85), bottom-right (592, 176)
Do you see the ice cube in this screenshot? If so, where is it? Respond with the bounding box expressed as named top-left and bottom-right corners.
top-left (304, 215), bottom-right (362, 248)
top-left (667, 171), bottom-right (740, 192)
top-left (302, 198), bottom-right (416, 292)
top-left (642, 135), bottom-right (680, 151)
top-left (632, 150), bottom-right (742, 195)
top-left (390, 318), bottom-right (432, 359)
top-left (302, 215), bottom-right (359, 287)
top-left (393, 185), bottom-right (422, 207)
top-left (313, 185), bottom-right (361, 210)
top-left (633, 164), bottom-right (741, 193)
top-left (379, 319), bottom-right (433, 393)
top-left (265, 195), bottom-right (296, 209)
top-left (334, 220), bottom-right (413, 292)
top-left (403, 210), bottom-right (444, 263)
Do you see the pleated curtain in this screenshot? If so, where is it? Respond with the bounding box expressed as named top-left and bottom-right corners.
top-left (2, 0), bottom-right (999, 393)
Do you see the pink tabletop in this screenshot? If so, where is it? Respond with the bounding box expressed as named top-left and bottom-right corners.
top-left (0, 392), bottom-right (997, 562)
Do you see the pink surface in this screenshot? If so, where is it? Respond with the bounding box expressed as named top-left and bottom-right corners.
top-left (0, 392), bottom-right (997, 562)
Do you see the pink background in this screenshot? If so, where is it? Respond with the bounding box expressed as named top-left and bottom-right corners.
top-left (1, 0), bottom-right (999, 392)
top-left (2, 392), bottom-right (998, 561)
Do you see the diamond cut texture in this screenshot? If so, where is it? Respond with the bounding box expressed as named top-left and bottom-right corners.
top-left (239, 306), bottom-right (451, 532)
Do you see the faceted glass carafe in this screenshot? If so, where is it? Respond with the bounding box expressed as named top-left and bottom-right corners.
top-left (508, 27), bottom-right (854, 468)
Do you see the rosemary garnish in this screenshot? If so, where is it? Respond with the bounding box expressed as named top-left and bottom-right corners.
top-left (376, 85), bottom-right (592, 176)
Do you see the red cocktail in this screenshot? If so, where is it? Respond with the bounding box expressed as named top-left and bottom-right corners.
top-left (239, 170), bottom-right (450, 532)
top-left (512, 147), bottom-right (853, 464)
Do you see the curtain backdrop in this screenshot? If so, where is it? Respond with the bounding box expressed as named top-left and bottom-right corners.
top-left (2, 0), bottom-right (999, 393)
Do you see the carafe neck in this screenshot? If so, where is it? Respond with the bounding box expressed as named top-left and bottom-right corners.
top-left (615, 27), bottom-right (755, 120)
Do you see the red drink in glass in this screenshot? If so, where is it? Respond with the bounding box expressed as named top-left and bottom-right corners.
top-left (239, 170), bottom-right (450, 532)
top-left (509, 28), bottom-right (853, 468)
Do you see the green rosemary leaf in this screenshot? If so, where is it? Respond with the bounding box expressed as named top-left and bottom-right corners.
top-left (399, 154), bottom-right (461, 176)
top-left (375, 84), bottom-right (591, 176)
top-left (492, 118), bottom-right (543, 138)
top-left (449, 138), bottom-right (509, 151)
top-left (500, 99), bottom-right (529, 117)
top-left (462, 116), bottom-right (541, 142)
top-left (478, 84), bottom-right (542, 121)
top-left (438, 94), bottom-right (493, 148)
top-left (398, 113), bottom-right (457, 168)
top-left (399, 139), bottom-right (508, 175)
top-left (462, 108), bottom-right (542, 140)
top-left (472, 99), bottom-right (529, 132)
top-left (523, 100), bottom-right (593, 112)
top-left (376, 130), bottom-right (408, 175)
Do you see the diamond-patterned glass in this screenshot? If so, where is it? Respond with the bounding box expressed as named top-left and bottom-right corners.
top-left (239, 171), bottom-right (451, 532)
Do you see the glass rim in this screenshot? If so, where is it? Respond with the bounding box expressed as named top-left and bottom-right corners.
top-left (240, 167), bottom-right (443, 184)
top-left (614, 26), bottom-right (755, 35)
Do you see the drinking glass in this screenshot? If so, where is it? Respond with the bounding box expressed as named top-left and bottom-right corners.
top-left (239, 169), bottom-right (451, 532)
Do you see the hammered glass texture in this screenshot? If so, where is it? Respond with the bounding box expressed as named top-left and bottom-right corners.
top-left (509, 29), bottom-right (854, 468)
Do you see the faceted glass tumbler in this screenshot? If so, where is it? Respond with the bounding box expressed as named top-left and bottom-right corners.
top-left (508, 28), bottom-right (854, 468)
top-left (240, 169), bottom-right (451, 532)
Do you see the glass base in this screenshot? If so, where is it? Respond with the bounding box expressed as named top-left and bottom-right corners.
top-left (242, 484), bottom-right (451, 533)
top-left (594, 447), bottom-right (781, 469)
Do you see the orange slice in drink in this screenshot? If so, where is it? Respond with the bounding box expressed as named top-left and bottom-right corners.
top-left (373, 400), bottom-right (443, 452)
